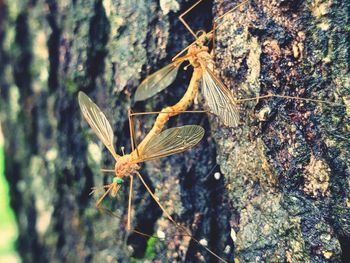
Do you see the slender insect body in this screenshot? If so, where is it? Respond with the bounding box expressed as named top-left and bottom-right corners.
top-left (197, 49), bottom-right (212, 64)
top-left (171, 68), bottom-right (202, 112)
top-left (135, 70), bottom-right (202, 153)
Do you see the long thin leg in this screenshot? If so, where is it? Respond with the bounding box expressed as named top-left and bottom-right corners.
top-left (127, 175), bottom-right (134, 231)
top-left (111, 184), bottom-right (122, 197)
top-left (172, 40), bottom-right (197, 61)
top-left (235, 93), bottom-right (344, 107)
top-left (210, 0), bottom-right (249, 59)
top-left (95, 185), bottom-right (113, 208)
top-left (173, 0), bottom-right (249, 61)
top-left (100, 168), bottom-right (114, 173)
top-left (135, 172), bottom-right (227, 263)
top-left (97, 204), bottom-right (162, 239)
top-left (135, 172), bottom-right (175, 225)
top-left (128, 108), bottom-right (135, 152)
top-left (128, 108), bottom-right (139, 157)
top-left (179, 0), bottom-right (203, 40)
top-left (212, 21), bottom-right (217, 59)
top-left (214, 0), bottom-right (249, 25)
top-left (129, 109), bottom-right (208, 117)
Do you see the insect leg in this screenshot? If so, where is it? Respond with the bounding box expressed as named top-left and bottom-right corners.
top-left (100, 168), bottom-right (114, 173)
top-left (236, 94), bottom-right (344, 107)
top-left (127, 175), bottom-right (134, 231)
top-left (135, 172), bottom-right (228, 263)
top-left (128, 108), bottom-right (139, 157)
top-left (129, 109), bottom-right (208, 117)
top-left (135, 172), bottom-right (176, 225)
top-left (97, 204), bottom-right (162, 239)
top-left (172, 41), bottom-right (197, 61)
top-left (179, 0), bottom-right (203, 40)
top-left (212, 20), bottom-right (217, 59)
top-left (214, 0), bottom-right (249, 27)
top-left (95, 185), bottom-right (113, 208)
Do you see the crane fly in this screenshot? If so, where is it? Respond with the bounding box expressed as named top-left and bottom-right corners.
top-left (78, 90), bottom-right (204, 211)
top-left (134, 0), bottom-right (250, 128)
top-left (134, 32), bottom-right (240, 128)
top-left (78, 92), bottom-right (229, 262)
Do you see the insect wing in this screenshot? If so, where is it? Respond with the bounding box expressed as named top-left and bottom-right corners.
top-left (201, 64), bottom-right (240, 127)
top-left (134, 125), bottom-right (204, 163)
top-left (134, 59), bottom-right (185, 101)
top-left (78, 91), bottom-right (120, 161)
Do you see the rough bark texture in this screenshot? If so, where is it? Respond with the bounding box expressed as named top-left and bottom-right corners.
top-left (0, 0), bottom-right (349, 262)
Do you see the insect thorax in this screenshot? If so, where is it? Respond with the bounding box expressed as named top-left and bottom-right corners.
top-left (197, 51), bottom-right (213, 67)
top-left (188, 45), bottom-right (210, 68)
top-left (114, 155), bottom-right (140, 178)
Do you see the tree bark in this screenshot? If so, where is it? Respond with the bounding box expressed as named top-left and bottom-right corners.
top-left (0, 0), bottom-right (349, 262)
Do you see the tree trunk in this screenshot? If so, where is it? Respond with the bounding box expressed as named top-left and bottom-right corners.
top-left (0, 0), bottom-right (349, 262)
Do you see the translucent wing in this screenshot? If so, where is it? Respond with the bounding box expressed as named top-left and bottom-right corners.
top-left (78, 91), bottom-right (120, 161)
top-left (134, 58), bottom-right (185, 101)
top-left (133, 125), bottom-right (204, 163)
top-left (201, 64), bottom-right (240, 127)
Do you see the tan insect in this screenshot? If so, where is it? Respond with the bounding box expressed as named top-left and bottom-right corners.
top-left (78, 91), bottom-right (203, 215)
top-left (134, 0), bottom-right (250, 128)
top-left (135, 0), bottom-right (343, 127)
top-left (78, 91), bottom-right (229, 262)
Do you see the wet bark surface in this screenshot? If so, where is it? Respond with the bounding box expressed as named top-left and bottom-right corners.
top-left (0, 0), bottom-right (349, 262)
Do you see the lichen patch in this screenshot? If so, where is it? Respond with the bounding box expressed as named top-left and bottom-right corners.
top-left (160, 0), bottom-right (180, 15)
top-left (311, 0), bottom-right (331, 19)
top-left (303, 155), bottom-right (330, 197)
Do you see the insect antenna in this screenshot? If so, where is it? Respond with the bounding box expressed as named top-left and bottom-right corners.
top-left (212, 20), bottom-right (217, 58)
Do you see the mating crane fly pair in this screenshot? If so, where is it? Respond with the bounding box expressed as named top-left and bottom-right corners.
top-left (78, 0), bottom-right (343, 261)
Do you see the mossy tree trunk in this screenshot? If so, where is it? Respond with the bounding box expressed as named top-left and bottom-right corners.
top-left (0, 0), bottom-right (349, 262)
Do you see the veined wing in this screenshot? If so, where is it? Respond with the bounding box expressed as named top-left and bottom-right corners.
top-left (132, 125), bottom-right (204, 163)
top-left (134, 58), bottom-right (186, 101)
top-left (200, 63), bottom-right (240, 127)
top-left (78, 91), bottom-right (120, 161)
